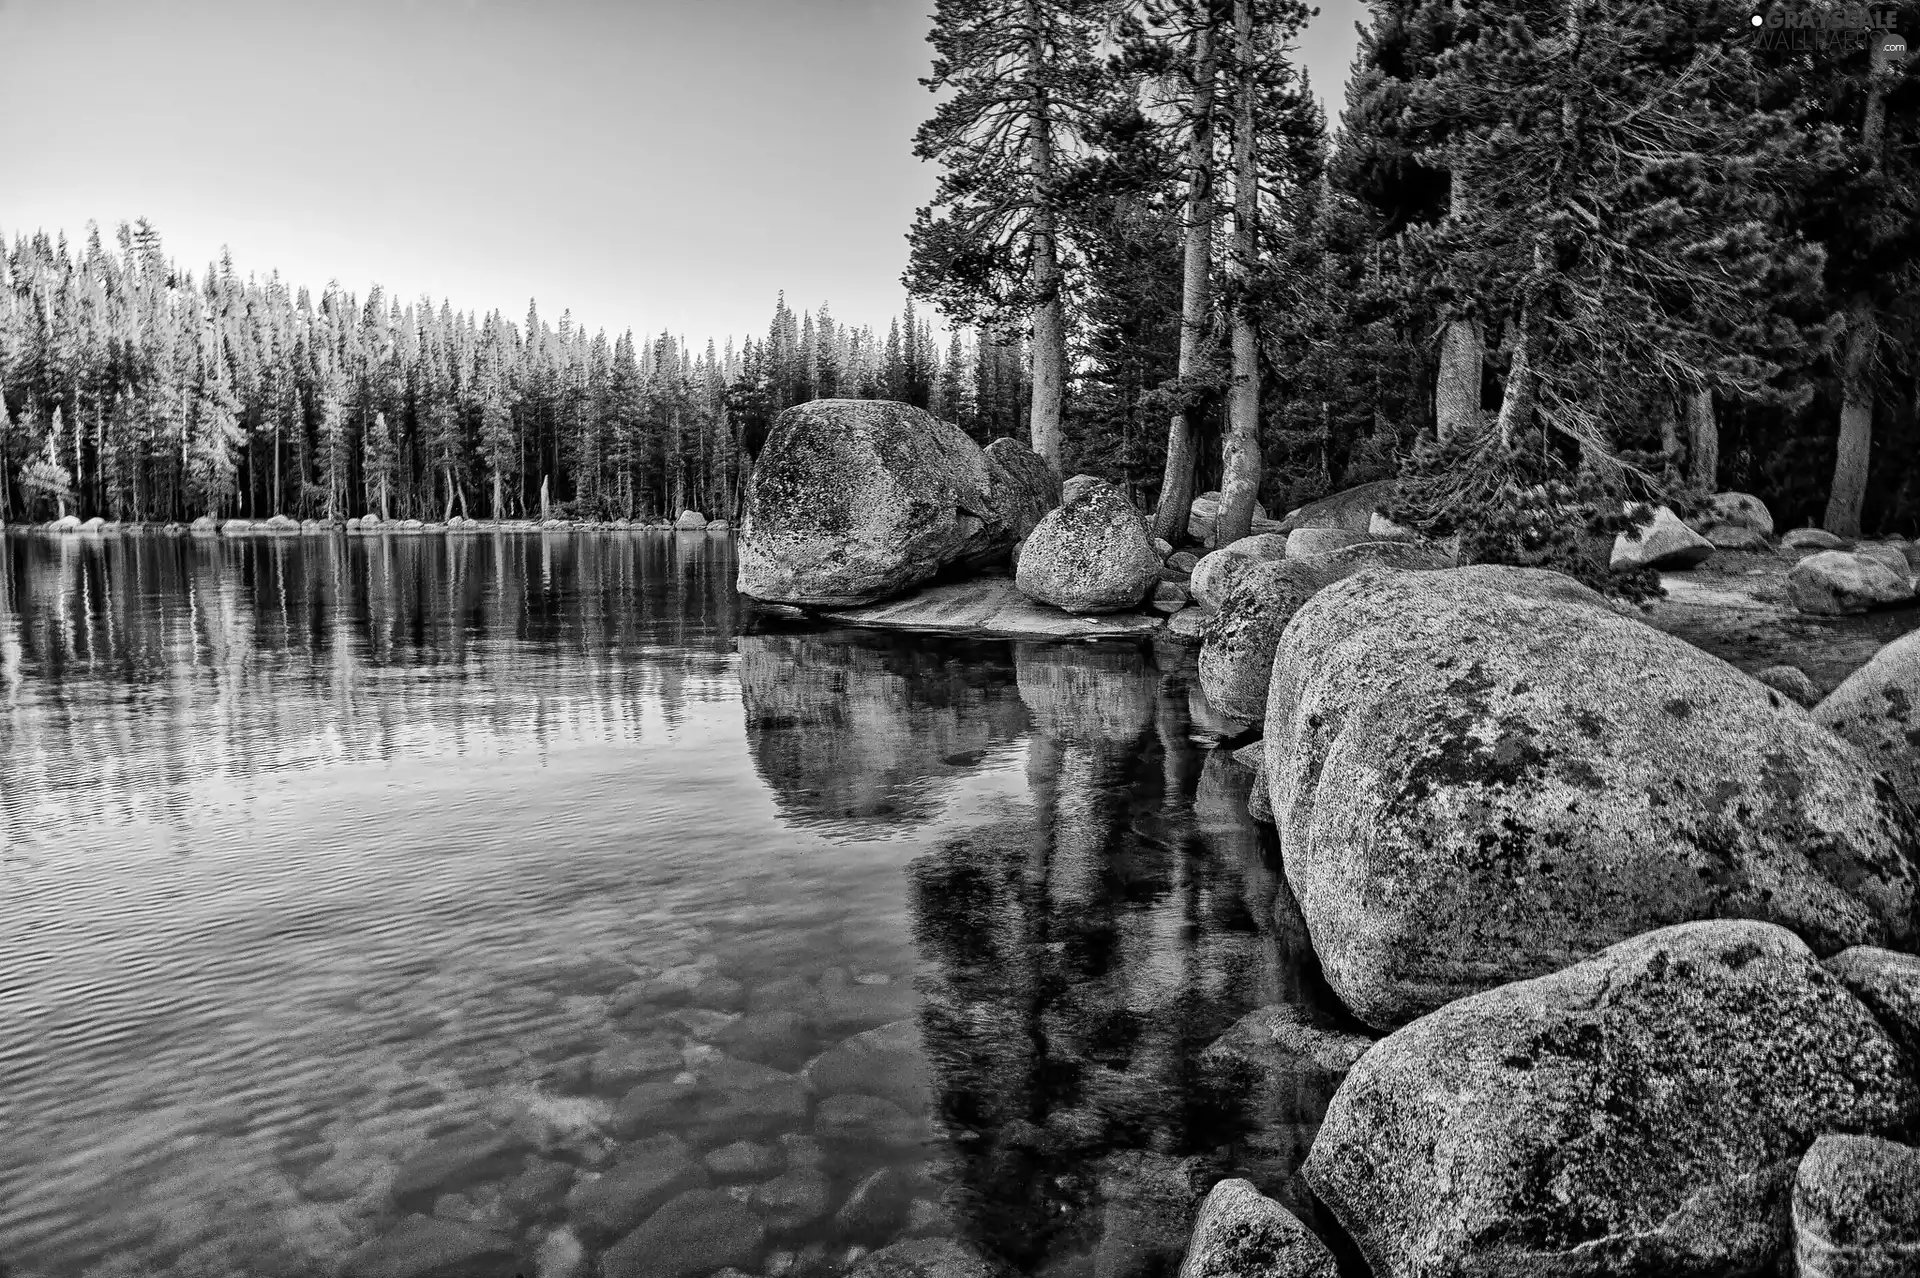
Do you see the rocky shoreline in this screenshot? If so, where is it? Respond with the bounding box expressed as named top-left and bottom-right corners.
top-left (727, 398), bottom-right (1920, 1278)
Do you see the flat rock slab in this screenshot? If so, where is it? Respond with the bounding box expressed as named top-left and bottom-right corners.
top-left (813, 576), bottom-right (1162, 641)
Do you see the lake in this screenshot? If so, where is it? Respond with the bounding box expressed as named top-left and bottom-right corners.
top-left (0, 530), bottom-right (1344, 1278)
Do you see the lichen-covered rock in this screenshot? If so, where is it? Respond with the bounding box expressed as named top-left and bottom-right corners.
top-left (1266, 565), bottom-right (1920, 1029)
top-left (1756, 664), bottom-right (1823, 708)
top-left (1178, 1179), bottom-right (1336, 1278)
top-left (1197, 541), bottom-right (1458, 725)
top-left (1015, 479), bottom-right (1160, 614)
top-left (1286, 527), bottom-right (1374, 559)
top-left (602, 1188), bottom-right (765, 1278)
top-left (1784, 527), bottom-right (1850, 551)
top-left (1189, 534), bottom-right (1290, 610)
top-left (1168, 608), bottom-right (1207, 641)
top-left (1703, 491), bottom-right (1775, 536)
top-left (675, 509), bottom-right (708, 529)
top-left (737, 400), bottom-right (1024, 607)
top-left (1789, 550), bottom-right (1914, 615)
top-left (1814, 631), bottom-right (1920, 807)
top-left (1825, 946), bottom-right (1920, 1063)
top-left (1611, 503), bottom-right (1715, 571)
top-left (1305, 921), bottom-right (1920, 1278)
top-left (848, 1238), bottom-right (1008, 1278)
top-left (983, 437), bottom-right (1061, 548)
top-left (340, 1213), bottom-right (519, 1278)
top-left (1794, 1135), bottom-right (1920, 1278)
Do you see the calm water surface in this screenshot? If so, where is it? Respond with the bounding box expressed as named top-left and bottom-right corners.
top-left (0, 531), bottom-right (1339, 1278)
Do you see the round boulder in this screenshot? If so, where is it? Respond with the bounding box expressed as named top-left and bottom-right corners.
top-left (1704, 491), bottom-right (1776, 537)
top-left (1755, 664), bottom-right (1823, 708)
top-left (1266, 565), bottom-right (1920, 1029)
top-left (1015, 479), bottom-right (1160, 614)
top-left (738, 399), bottom-right (1036, 607)
top-left (1788, 550), bottom-right (1913, 615)
top-left (1188, 533), bottom-right (1290, 610)
top-left (1305, 921), bottom-right (1920, 1278)
top-left (1814, 630), bottom-right (1920, 808)
top-left (675, 510), bottom-right (709, 530)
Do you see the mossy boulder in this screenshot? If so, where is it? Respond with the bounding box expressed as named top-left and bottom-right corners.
top-left (737, 400), bottom-right (1047, 607)
top-left (1306, 921), bottom-right (1920, 1278)
top-left (1265, 565), bottom-right (1920, 1029)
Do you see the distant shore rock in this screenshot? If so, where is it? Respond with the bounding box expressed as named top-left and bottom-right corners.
top-left (1014, 478), bottom-right (1160, 614)
top-left (1612, 503), bottom-right (1715, 571)
top-left (1266, 565), bottom-right (1920, 1029)
top-left (1789, 550), bottom-right (1913, 614)
top-left (737, 399), bottom-right (1051, 608)
top-left (676, 510), bottom-right (709, 530)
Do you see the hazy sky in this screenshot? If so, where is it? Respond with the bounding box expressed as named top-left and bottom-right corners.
top-left (3, 0), bottom-right (1371, 346)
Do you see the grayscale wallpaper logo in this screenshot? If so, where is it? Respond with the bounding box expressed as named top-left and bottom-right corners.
top-left (1741, 4), bottom-right (1911, 64)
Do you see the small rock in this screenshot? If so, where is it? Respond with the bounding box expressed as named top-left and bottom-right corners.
top-left (1167, 550), bottom-right (1199, 573)
top-left (1153, 580), bottom-right (1190, 608)
top-left (1754, 664), bottom-right (1822, 708)
top-left (1783, 526), bottom-right (1849, 550)
top-left (778, 1133), bottom-right (828, 1169)
top-left (1610, 503), bottom-right (1714, 571)
top-left (751, 1167), bottom-right (835, 1232)
top-left (668, 1007), bottom-right (743, 1039)
top-left (502, 1157), bottom-right (574, 1223)
top-left (1788, 550), bottom-right (1913, 614)
top-left (705, 1140), bottom-right (782, 1181)
top-left (339, 1213), bottom-right (518, 1278)
top-left (1153, 537), bottom-right (1174, 558)
top-left (602, 1188), bottom-right (766, 1278)
top-left (1793, 1134), bottom-right (1920, 1278)
top-left (1204, 1003), bottom-right (1374, 1078)
top-left (1704, 491), bottom-right (1775, 536)
top-left (535, 1227), bottom-right (587, 1278)
top-left (389, 1126), bottom-right (530, 1208)
top-left (690, 973), bottom-right (747, 1011)
top-left (611, 1076), bottom-right (702, 1138)
top-left (707, 1009), bottom-right (811, 1070)
top-left (1177, 1178), bottom-right (1336, 1278)
top-left (686, 1056), bottom-right (809, 1144)
top-left (1167, 609), bottom-right (1207, 642)
top-left (836, 1166), bottom-right (916, 1243)
top-left (592, 1034), bottom-right (684, 1092)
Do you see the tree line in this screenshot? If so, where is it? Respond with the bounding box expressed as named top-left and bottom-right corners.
top-left (0, 225), bottom-right (1030, 525)
top-left (905, 0), bottom-right (1920, 558)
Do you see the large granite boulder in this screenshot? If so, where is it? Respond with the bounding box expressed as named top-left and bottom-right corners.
top-left (1793, 1135), bottom-right (1920, 1278)
top-left (1275, 479), bottom-right (1398, 533)
top-left (984, 437), bottom-right (1063, 549)
top-left (1611, 503), bottom-right (1715, 571)
top-left (1698, 491), bottom-right (1775, 537)
top-left (1188, 533), bottom-right (1290, 610)
top-left (1789, 550), bottom-right (1914, 615)
top-left (1265, 565), bottom-right (1920, 1029)
top-left (737, 400), bottom-right (1047, 607)
top-left (1177, 1179), bottom-right (1336, 1278)
top-left (1197, 541), bottom-right (1456, 725)
top-left (1814, 630), bottom-right (1920, 807)
top-left (674, 509), bottom-right (708, 530)
top-left (1285, 527), bottom-right (1373, 559)
top-left (1015, 479), bottom-right (1160, 614)
top-left (1857, 541), bottom-right (1914, 582)
top-left (1305, 921), bottom-right (1920, 1278)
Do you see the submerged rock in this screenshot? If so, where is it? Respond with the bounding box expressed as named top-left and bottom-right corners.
top-left (805, 1018), bottom-right (930, 1110)
top-left (1789, 550), bottom-right (1913, 614)
top-left (1305, 921), bottom-right (1920, 1278)
top-left (1793, 1135), bottom-right (1920, 1278)
top-left (1814, 630), bottom-right (1920, 807)
top-left (737, 400), bottom-right (1033, 607)
top-left (847, 1238), bottom-right (1007, 1278)
top-left (1177, 1179), bottom-right (1335, 1278)
top-left (1015, 479), bottom-right (1161, 614)
top-left (1095, 1152), bottom-right (1209, 1278)
top-left (565, 1134), bottom-right (709, 1241)
top-left (339, 1213), bottom-right (519, 1278)
top-left (390, 1125), bottom-right (530, 1208)
top-left (1266, 565), bottom-right (1920, 1029)
top-left (602, 1187), bottom-right (765, 1278)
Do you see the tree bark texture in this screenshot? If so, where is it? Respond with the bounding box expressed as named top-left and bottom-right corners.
top-left (1217, 0), bottom-right (1263, 547)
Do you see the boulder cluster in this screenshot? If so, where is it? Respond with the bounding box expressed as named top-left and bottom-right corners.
top-left (1175, 561), bottom-right (1920, 1277)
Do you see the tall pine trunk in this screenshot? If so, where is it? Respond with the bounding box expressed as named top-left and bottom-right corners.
top-left (1686, 388), bottom-right (1717, 489)
top-left (1216, 0), bottom-right (1261, 546)
top-left (1025, 0), bottom-right (1066, 474)
top-left (1825, 301), bottom-right (1877, 537)
top-left (1151, 8), bottom-right (1219, 546)
top-left (1824, 74), bottom-right (1887, 538)
top-left (1435, 168), bottom-right (1484, 440)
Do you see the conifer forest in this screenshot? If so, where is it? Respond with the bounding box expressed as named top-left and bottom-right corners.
top-left (4, 0), bottom-right (1917, 554)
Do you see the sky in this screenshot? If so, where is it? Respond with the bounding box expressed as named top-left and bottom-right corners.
top-left (2, 0), bottom-right (1371, 348)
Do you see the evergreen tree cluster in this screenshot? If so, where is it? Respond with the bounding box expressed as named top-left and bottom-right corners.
top-left (0, 224), bottom-right (1021, 526)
